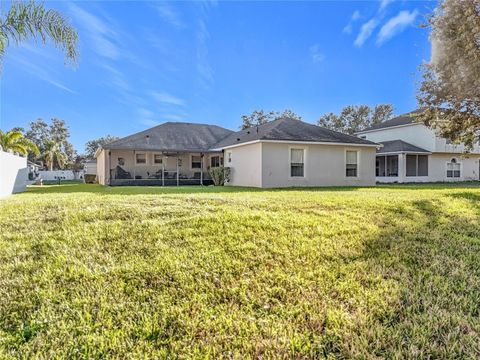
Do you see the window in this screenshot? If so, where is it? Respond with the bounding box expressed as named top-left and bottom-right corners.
top-left (406, 154), bottom-right (428, 176)
top-left (211, 156), bottom-right (220, 168)
top-left (447, 158), bottom-right (461, 178)
top-left (135, 153), bottom-right (146, 164)
top-left (191, 155), bottom-right (202, 169)
top-left (118, 157), bottom-right (125, 166)
top-left (346, 151), bottom-right (358, 177)
top-left (154, 154), bottom-right (163, 164)
top-left (290, 148), bottom-right (304, 177)
top-left (227, 151), bottom-right (232, 163)
top-left (376, 155), bottom-right (398, 177)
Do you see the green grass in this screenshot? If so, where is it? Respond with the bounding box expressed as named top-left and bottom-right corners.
top-left (1, 183), bottom-right (480, 358)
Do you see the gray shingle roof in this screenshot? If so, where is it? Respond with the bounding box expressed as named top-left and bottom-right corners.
top-left (103, 122), bottom-right (233, 152)
top-left (212, 118), bottom-right (378, 149)
top-left (359, 110), bottom-right (423, 132)
top-left (377, 140), bottom-right (430, 154)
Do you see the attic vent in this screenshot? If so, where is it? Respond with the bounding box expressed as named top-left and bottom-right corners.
top-left (237, 138), bottom-right (240, 141)
top-left (247, 131), bottom-right (250, 134)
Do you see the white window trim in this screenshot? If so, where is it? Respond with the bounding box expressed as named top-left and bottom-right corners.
top-left (153, 153), bottom-right (163, 165)
top-left (446, 158), bottom-right (463, 179)
top-left (135, 152), bottom-right (148, 166)
top-left (345, 149), bottom-right (360, 179)
top-left (190, 154), bottom-right (202, 171)
top-left (210, 155), bottom-right (221, 168)
top-left (288, 146), bottom-right (307, 179)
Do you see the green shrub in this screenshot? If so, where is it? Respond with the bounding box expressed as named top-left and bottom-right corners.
top-left (208, 167), bottom-right (230, 186)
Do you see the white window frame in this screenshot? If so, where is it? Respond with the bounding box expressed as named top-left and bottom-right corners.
top-left (345, 149), bottom-right (360, 178)
top-left (446, 158), bottom-right (462, 179)
top-left (210, 155), bottom-right (221, 168)
top-left (406, 154), bottom-right (429, 177)
top-left (190, 154), bottom-right (202, 170)
top-left (135, 152), bottom-right (147, 165)
top-left (289, 146), bottom-right (306, 179)
top-left (153, 153), bottom-right (163, 165)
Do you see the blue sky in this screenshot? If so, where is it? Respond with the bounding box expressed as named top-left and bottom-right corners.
top-left (0, 0), bottom-right (434, 153)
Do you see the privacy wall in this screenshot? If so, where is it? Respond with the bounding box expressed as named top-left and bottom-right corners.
top-left (0, 151), bottom-right (27, 198)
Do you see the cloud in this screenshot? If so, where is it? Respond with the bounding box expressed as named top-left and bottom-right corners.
top-left (377, 10), bottom-right (418, 45)
top-left (68, 3), bottom-right (120, 60)
top-left (379, 0), bottom-right (394, 12)
top-left (151, 92), bottom-right (185, 106)
top-left (154, 2), bottom-right (185, 28)
top-left (343, 10), bottom-right (361, 34)
top-left (309, 44), bottom-right (325, 63)
top-left (354, 19), bottom-right (378, 47)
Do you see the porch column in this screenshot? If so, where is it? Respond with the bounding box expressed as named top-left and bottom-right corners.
top-left (162, 153), bottom-right (165, 186)
top-left (200, 153), bottom-right (204, 186)
top-left (107, 151), bottom-right (111, 185)
top-left (176, 154), bottom-right (179, 186)
top-left (133, 150), bottom-right (136, 181)
top-left (398, 153), bottom-right (405, 183)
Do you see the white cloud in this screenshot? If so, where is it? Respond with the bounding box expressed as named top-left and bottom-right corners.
top-left (154, 2), bottom-right (185, 28)
top-left (343, 10), bottom-right (361, 34)
top-left (151, 92), bottom-right (185, 106)
top-left (379, 0), bottom-right (394, 12)
top-left (68, 3), bottom-right (120, 60)
top-left (377, 10), bottom-right (418, 45)
top-left (354, 19), bottom-right (378, 47)
top-left (309, 44), bottom-right (325, 63)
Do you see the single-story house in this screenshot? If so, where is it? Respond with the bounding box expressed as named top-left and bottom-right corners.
top-left (96, 118), bottom-right (379, 188)
top-left (356, 111), bottom-right (480, 182)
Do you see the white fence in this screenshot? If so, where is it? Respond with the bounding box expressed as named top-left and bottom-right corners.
top-left (0, 151), bottom-right (28, 198)
top-left (38, 170), bottom-right (85, 181)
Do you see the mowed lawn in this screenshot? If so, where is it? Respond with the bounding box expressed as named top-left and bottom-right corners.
top-left (1, 184), bottom-right (480, 359)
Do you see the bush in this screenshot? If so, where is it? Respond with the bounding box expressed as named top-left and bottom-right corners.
top-left (208, 167), bottom-right (230, 186)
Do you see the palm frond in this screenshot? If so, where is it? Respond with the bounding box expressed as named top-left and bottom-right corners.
top-left (0, 1), bottom-right (78, 64)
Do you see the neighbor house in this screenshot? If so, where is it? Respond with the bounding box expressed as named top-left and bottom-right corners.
top-left (96, 118), bottom-right (379, 188)
top-left (357, 111), bottom-right (480, 183)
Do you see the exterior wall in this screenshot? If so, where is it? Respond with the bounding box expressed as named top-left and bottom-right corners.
top-left (361, 124), bottom-right (437, 151)
top-left (361, 123), bottom-right (480, 154)
top-left (96, 149), bottom-right (107, 185)
top-left (85, 161), bottom-right (97, 175)
top-left (260, 142), bottom-right (376, 188)
top-left (225, 142), bottom-right (263, 187)
top-left (376, 153), bottom-right (480, 183)
top-left (0, 151), bottom-right (28, 198)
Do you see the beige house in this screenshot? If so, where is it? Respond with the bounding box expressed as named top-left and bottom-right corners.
top-left (357, 111), bottom-right (480, 183)
top-left (96, 118), bottom-right (379, 188)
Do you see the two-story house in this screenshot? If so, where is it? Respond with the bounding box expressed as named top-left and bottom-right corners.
top-left (357, 111), bottom-right (480, 183)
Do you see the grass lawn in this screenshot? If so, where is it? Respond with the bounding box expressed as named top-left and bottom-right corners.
top-left (1, 183), bottom-right (480, 358)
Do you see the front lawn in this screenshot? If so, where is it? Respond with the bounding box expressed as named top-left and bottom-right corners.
top-left (1, 184), bottom-right (479, 358)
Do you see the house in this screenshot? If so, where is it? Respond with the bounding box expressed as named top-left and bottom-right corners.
top-left (95, 118), bottom-right (379, 188)
top-left (84, 160), bottom-right (97, 176)
top-left (357, 111), bottom-right (480, 183)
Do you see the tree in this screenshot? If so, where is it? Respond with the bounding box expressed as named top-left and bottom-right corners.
top-left (24, 118), bottom-right (75, 168)
top-left (240, 109), bottom-right (302, 129)
top-left (42, 140), bottom-right (67, 171)
top-left (318, 104), bottom-right (394, 135)
top-left (0, 129), bottom-right (39, 155)
top-left (84, 135), bottom-right (120, 160)
top-left (417, 0), bottom-right (480, 149)
top-left (0, 0), bottom-right (78, 65)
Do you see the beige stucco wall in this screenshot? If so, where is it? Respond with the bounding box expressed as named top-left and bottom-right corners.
top-left (225, 142), bottom-right (376, 188)
top-left (225, 142), bottom-right (262, 187)
top-left (261, 142), bottom-right (376, 188)
top-left (96, 149), bottom-right (107, 185)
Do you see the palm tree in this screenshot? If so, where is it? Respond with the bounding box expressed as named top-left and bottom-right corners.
top-left (0, 129), bottom-right (39, 156)
top-left (0, 0), bottom-right (78, 65)
top-left (42, 140), bottom-right (66, 171)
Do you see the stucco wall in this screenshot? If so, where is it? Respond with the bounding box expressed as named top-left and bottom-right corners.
top-left (96, 150), bottom-right (107, 185)
top-left (38, 170), bottom-right (85, 181)
top-left (0, 151), bottom-right (27, 198)
top-left (225, 142), bottom-right (262, 187)
top-left (260, 142), bottom-right (376, 188)
top-left (362, 124), bottom-right (436, 151)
